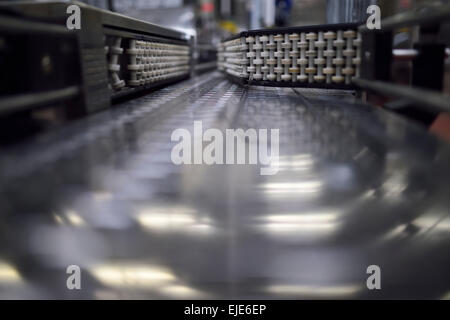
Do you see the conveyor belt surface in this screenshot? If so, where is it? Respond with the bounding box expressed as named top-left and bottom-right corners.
top-left (0, 72), bottom-right (449, 299)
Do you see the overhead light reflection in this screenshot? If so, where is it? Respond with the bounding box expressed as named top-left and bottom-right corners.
top-left (91, 263), bottom-right (207, 298)
top-left (137, 213), bottom-right (195, 228)
top-left (53, 214), bottom-right (64, 225)
top-left (65, 210), bottom-right (85, 227)
top-left (380, 172), bottom-right (408, 200)
top-left (262, 213), bottom-right (336, 224)
top-left (277, 154), bottom-right (314, 171)
top-left (265, 284), bottom-right (361, 298)
top-left (381, 224), bottom-right (407, 241)
top-left (160, 284), bottom-right (205, 299)
top-left (258, 181), bottom-right (322, 195)
top-left (257, 211), bottom-right (339, 236)
top-left (0, 261), bottom-right (22, 284)
top-left (263, 222), bottom-right (336, 233)
top-left (90, 264), bottom-right (176, 288)
top-left (441, 291), bottom-right (450, 300)
top-left (135, 206), bottom-right (215, 235)
top-left (413, 216), bottom-right (450, 232)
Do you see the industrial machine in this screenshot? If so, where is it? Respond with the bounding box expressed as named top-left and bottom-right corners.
top-left (218, 23), bottom-right (361, 89)
top-left (0, 1), bottom-right (192, 122)
top-left (0, 1), bottom-right (449, 300)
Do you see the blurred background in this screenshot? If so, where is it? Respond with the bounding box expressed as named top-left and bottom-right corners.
top-left (26, 0), bottom-right (446, 42)
top-left (0, 0), bottom-right (445, 47)
top-left (6, 0), bottom-right (445, 82)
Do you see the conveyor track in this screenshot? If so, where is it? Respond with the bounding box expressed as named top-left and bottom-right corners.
top-left (0, 72), bottom-right (449, 299)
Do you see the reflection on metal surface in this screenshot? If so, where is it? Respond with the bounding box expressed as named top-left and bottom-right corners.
top-left (135, 205), bottom-right (215, 235)
top-left (381, 224), bottom-right (408, 241)
top-left (257, 211), bottom-right (339, 236)
top-left (277, 154), bottom-right (314, 171)
top-left (159, 284), bottom-right (206, 299)
top-left (265, 284), bottom-right (362, 298)
top-left (91, 263), bottom-right (207, 298)
top-left (0, 72), bottom-right (449, 299)
top-left (54, 214), bottom-right (65, 225)
top-left (261, 212), bottom-right (337, 224)
top-left (91, 264), bottom-right (176, 288)
top-left (414, 215), bottom-right (450, 233)
top-left (0, 262), bottom-right (21, 284)
top-left (442, 291), bottom-right (450, 300)
top-left (65, 210), bottom-right (86, 227)
top-left (258, 181), bottom-right (322, 195)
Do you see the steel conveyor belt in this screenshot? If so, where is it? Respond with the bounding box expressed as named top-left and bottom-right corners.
top-left (0, 72), bottom-right (450, 299)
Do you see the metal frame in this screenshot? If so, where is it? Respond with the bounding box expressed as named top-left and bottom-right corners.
top-left (0, 13), bottom-right (82, 117)
top-left (0, 1), bottom-right (192, 119)
top-left (357, 3), bottom-right (450, 115)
